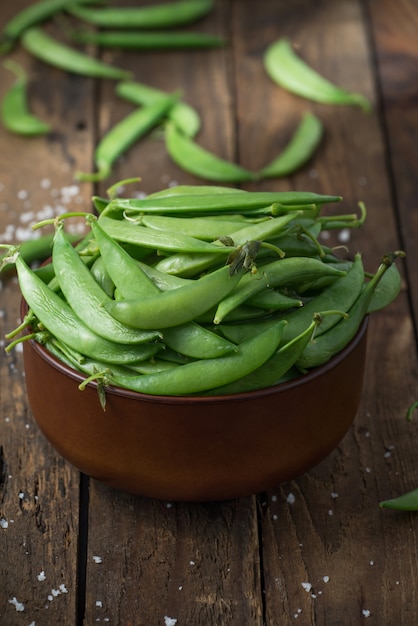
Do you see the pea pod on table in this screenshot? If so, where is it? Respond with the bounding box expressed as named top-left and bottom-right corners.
top-left (380, 489), bottom-right (418, 512)
top-left (21, 27), bottom-right (132, 79)
top-left (264, 37), bottom-right (371, 112)
top-left (67, 0), bottom-right (215, 29)
top-left (71, 29), bottom-right (226, 50)
top-left (1, 60), bottom-right (51, 136)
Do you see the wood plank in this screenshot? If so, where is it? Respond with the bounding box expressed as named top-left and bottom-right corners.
top-left (365, 0), bottom-right (418, 327)
top-left (0, 1), bottom-right (95, 623)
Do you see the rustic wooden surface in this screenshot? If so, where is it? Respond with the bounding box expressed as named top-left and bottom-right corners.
top-left (1, 0), bottom-right (417, 624)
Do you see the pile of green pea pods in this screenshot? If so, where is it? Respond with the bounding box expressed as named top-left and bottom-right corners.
top-left (4, 184), bottom-right (404, 401)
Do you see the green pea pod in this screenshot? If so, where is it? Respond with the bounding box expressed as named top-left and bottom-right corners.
top-left (105, 264), bottom-right (243, 329)
top-left (21, 27), bottom-right (132, 79)
top-left (217, 253), bottom-right (365, 345)
top-left (140, 214), bottom-right (253, 241)
top-left (97, 214), bottom-right (235, 255)
top-left (68, 0), bottom-right (215, 29)
top-left (206, 318), bottom-right (316, 395)
top-left (89, 256), bottom-right (115, 298)
top-left (367, 262), bottom-right (403, 313)
top-left (101, 320), bottom-right (285, 396)
top-left (214, 256), bottom-right (346, 324)
top-left (106, 190), bottom-right (341, 216)
top-left (71, 29), bottom-right (226, 50)
top-left (116, 81), bottom-right (200, 138)
top-left (162, 322), bottom-right (237, 359)
top-left (297, 252), bottom-right (405, 369)
top-left (76, 93), bottom-right (178, 182)
top-left (264, 38), bottom-right (371, 112)
top-left (0, 0), bottom-right (95, 54)
top-left (165, 122), bottom-right (257, 183)
top-left (154, 211), bottom-right (299, 277)
top-left (52, 226), bottom-right (161, 344)
top-left (258, 112), bottom-right (323, 179)
top-left (380, 489), bottom-right (418, 512)
top-left (14, 255), bottom-right (161, 364)
top-left (247, 288), bottom-right (302, 311)
top-left (1, 60), bottom-right (51, 136)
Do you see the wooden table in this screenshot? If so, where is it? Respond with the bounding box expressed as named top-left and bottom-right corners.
top-left (1, 1), bottom-right (417, 624)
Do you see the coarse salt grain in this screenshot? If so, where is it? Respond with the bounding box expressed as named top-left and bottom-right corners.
top-left (37, 571), bottom-right (46, 581)
top-left (164, 617), bottom-right (177, 626)
top-left (362, 609), bottom-right (371, 617)
top-left (9, 596), bottom-right (25, 611)
top-left (1, 518), bottom-right (9, 529)
top-left (287, 493), bottom-right (296, 504)
top-left (93, 556), bottom-right (103, 564)
top-left (323, 576), bottom-right (329, 583)
top-left (301, 582), bottom-right (312, 592)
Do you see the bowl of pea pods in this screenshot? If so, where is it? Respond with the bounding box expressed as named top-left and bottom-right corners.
top-left (7, 184), bottom-right (404, 501)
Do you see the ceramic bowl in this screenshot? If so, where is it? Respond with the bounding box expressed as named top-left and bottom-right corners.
top-left (21, 303), bottom-right (368, 502)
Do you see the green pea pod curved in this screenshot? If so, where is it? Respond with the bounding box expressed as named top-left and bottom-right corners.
top-left (259, 112), bottom-right (323, 179)
top-left (102, 320), bottom-right (285, 396)
top-left (21, 27), bottom-right (131, 79)
top-left (380, 488), bottom-right (418, 511)
top-left (105, 264), bottom-right (243, 329)
top-left (264, 37), bottom-right (371, 112)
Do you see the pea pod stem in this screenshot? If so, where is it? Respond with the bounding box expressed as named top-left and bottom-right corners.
top-left (21, 27), bottom-right (132, 80)
top-left (264, 37), bottom-right (371, 112)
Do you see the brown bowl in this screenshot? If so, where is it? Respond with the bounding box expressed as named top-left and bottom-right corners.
top-left (22, 309), bottom-right (368, 502)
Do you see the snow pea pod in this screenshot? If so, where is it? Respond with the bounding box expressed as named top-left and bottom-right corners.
top-left (68, 0), bottom-right (215, 29)
top-left (71, 29), bottom-right (225, 50)
top-left (146, 184), bottom-right (245, 198)
top-left (105, 264), bottom-right (243, 329)
top-left (206, 318), bottom-right (316, 395)
top-left (297, 252), bottom-right (404, 369)
top-left (97, 215), bottom-right (235, 255)
top-left (52, 226), bottom-right (161, 344)
top-left (264, 38), bottom-right (371, 112)
top-left (1, 60), bottom-right (50, 135)
top-left (99, 320), bottom-right (285, 396)
top-left (21, 27), bottom-right (132, 79)
top-left (380, 489), bottom-right (418, 512)
top-left (0, 0), bottom-right (94, 54)
top-left (214, 256), bottom-right (346, 324)
top-left (14, 255), bottom-right (160, 364)
top-left (259, 112), bottom-right (323, 179)
top-left (76, 93), bottom-right (178, 182)
top-left (116, 80), bottom-right (200, 138)
top-left (140, 214), bottom-right (253, 241)
top-left (106, 190), bottom-right (341, 216)
top-left (367, 262), bottom-right (402, 313)
top-left (165, 122), bottom-right (257, 183)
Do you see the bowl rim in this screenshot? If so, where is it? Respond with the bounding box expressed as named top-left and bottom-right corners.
top-left (21, 295), bottom-right (369, 405)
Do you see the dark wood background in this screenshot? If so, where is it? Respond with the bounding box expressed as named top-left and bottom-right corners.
top-left (1, 0), bottom-right (417, 624)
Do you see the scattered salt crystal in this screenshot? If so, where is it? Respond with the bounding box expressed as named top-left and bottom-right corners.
top-left (93, 556), bottom-right (103, 564)
top-left (287, 493), bottom-right (296, 504)
top-left (365, 467), bottom-right (371, 473)
top-left (41, 178), bottom-right (51, 188)
top-left (271, 494), bottom-right (278, 502)
top-left (328, 509), bottom-right (333, 516)
top-left (96, 600), bottom-right (103, 608)
top-left (59, 584), bottom-right (68, 593)
top-left (19, 491), bottom-right (25, 499)
top-left (178, 586), bottom-right (183, 591)
top-left (20, 210), bottom-right (35, 223)
top-left (331, 492), bottom-right (339, 499)
top-left (362, 609), bottom-right (371, 617)
top-left (8, 596), bottom-right (25, 611)
top-left (164, 617), bottom-right (177, 626)
top-left (309, 168), bottom-right (319, 179)
top-left (323, 576), bottom-right (329, 583)
top-left (384, 451), bottom-right (392, 459)
top-left (189, 560), bottom-right (195, 566)
top-left (272, 514), bottom-right (278, 521)
top-left (166, 502), bottom-right (173, 508)
top-left (37, 571), bottom-right (46, 581)
top-left (301, 582), bottom-right (312, 592)
top-left (338, 229), bottom-right (351, 243)
top-left (369, 560), bottom-right (374, 566)
top-left (17, 189), bottom-right (28, 200)
top-left (1, 518), bottom-right (9, 529)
